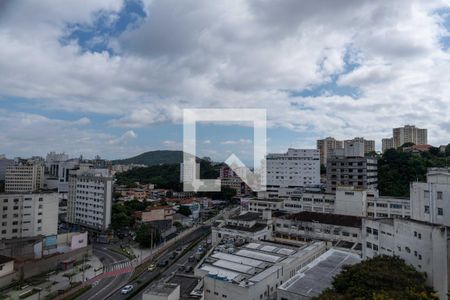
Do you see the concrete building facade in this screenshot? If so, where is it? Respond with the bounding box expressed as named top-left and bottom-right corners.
top-left (382, 137), bottom-right (394, 152)
top-left (265, 149), bottom-right (320, 198)
top-left (67, 168), bottom-right (112, 231)
top-left (5, 161), bottom-right (44, 193)
top-left (196, 241), bottom-right (327, 300)
top-left (0, 192), bottom-right (58, 240)
top-left (393, 125), bottom-right (428, 148)
top-left (411, 168), bottom-right (450, 227)
top-left (362, 218), bottom-right (449, 300)
top-left (316, 137), bottom-right (343, 166)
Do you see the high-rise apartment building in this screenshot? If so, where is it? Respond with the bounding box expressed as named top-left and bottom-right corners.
top-left (345, 137), bottom-right (375, 154)
top-left (0, 192), bottom-right (58, 240)
top-left (5, 160), bottom-right (44, 193)
top-left (381, 138), bottom-right (394, 152)
top-left (326, 142), bottom-right (378, 193)
top-left (67, 167), bottom-right (112, 231)
top-left (393, 125), bottom-right (428, 148)
top-left (265, 149), bottom-right (320, 198)
top-left (316, 137), bottom-right (343, 165)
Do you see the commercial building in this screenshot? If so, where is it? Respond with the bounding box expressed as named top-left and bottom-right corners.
top-left (212, 211), bottom-right (273, 245)
top-left (344, 137), bottom-right (375, 155)
top-left (5, 160), bottom-right (44, 193)
top-left (381, 137), bottom-right (394, 152)
top-left (362, 218), bottom-right (449, 300)
top-left (265, 149), bottom-right (320, 198)
top-left (195, 241), bottom-right (327, 300)
top-left (67, 167), bottom-right (113, 231)
top-left (0, 192), bottom-right (58, 240)
top-left (316, 137), bottom-right (343, 166)
top-left (393, 125), bottom-right (428, 148)
top-left (326, 143), bottom-right (377, 193)
top-left (283, 186), bottom-right (411, 219)
top-left (273, 212), bottom-right (362, 252)
top-left (248, 198), bottom-right (284, 213)
top-left (219, 166), bottom-right (252, 196)
top-left (411, 168), bottom-right (450, 227)
top-left (277, 248), bottom-right (361, 299)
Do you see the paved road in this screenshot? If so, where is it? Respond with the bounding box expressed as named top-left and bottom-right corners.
top-left (77, 246), bottom-right (132, 300)
top-left (107, 225), bottom-right (211, 300)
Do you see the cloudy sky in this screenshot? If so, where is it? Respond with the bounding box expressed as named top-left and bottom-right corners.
top-left (1, 0), bottom-right (450, 161)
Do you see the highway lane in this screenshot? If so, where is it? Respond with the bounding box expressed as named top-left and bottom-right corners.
top-left (107, 225), bottom-right (211, 300)
top-left (77, 246), bottom-right (132, 300)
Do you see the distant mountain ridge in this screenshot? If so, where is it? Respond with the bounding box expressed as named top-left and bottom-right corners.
top-left (112, 150), bottom-right (196, 166)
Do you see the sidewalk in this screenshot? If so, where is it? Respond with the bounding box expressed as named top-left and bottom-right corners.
top-left (3, 255), bottom-right (103, 300)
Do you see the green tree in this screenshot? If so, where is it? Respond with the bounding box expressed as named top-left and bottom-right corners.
top-left (135, 223), bottom-right (161, 248)
top-left (315, 255), bottom-right (438, 300)
top-left (445, 143), bottom-right (450, 156)
top-left (110, 203), bottom-right (132, 230)
top-left (178, 206), bottom-right (192, 217)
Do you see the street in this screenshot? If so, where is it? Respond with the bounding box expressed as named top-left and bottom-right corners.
top-left (77, 246), bottom-right (132, 300)
top-left (107, 225), bottom-right (211, 300)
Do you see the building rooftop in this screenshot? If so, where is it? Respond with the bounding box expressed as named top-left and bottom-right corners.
top-left (279, 249), bottom-right (361, 298)
top-left (144, 283), bottom-right (179, 297)
top-left (282, 211), bottom-right (362, 228)
top-left (229, 212), bottom-right (261, 221)
top-left (222, 223), bottom-right (267, 233)
top-left (198, 240), bottom-right (324, 287)
top-left (168, 274), bottom-right (202, 300)
top-left (0, 255), bottom-right (13, 264)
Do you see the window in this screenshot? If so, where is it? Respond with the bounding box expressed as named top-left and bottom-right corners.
top-left (438, 208), bottom-right (444, 216)
top-left (424, 205), bottom-right (430, 214)
top-left (437, 191), bottom-right (443, 200)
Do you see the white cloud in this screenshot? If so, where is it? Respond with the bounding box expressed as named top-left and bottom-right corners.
top-left (108, 130), bottom-right (137, 145)
top-left (221, 139), bottom-right (252, 145)
top-left (0, 110), bottom-right (143, 158)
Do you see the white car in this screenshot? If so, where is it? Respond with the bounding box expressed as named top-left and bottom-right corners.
top-left (121, 285), bottom-right (134, 295)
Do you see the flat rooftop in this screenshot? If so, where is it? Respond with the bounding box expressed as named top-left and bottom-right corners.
top-left (279, 249), bottom-right (361, 298)
top-left (144, 283), bottom-right (179, 296)
top-left (229, 212), bottom-right (261, 221)
top-left (282, 211), bottom-right (362, 227)
top-left (199, 241), bottom-right (323, 287)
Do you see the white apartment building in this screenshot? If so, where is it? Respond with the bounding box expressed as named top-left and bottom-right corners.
top-left (316, 137), bottom-right (343, 165)
top-left (67, 168), bottom-right (113, 231)
top-left (411, 168), bottom-right (450, 227)
top-left (283, 187), bottom-right (411, 219)
top-left (0, 192), bottom-right (58, 240)
top-left (273, 211), bottom-right (362, 252)
top-left (248, 198), bottom-right (284, 213)
top-left (362, 218), bottom-right (449, 300)
top-left (5, 161), bottom-right (44, 193)
top-left (212, 211), bottom-right (273, 245)
top-left (195, 241), bottom-right (327, 300)
top-left (265, 149), bottom-right (320, 198)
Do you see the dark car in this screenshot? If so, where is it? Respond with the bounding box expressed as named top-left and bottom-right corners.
top-left (169, 252), bottom-right (177, 259)
top-left (185, 266), bottom-right (193, 273)
top-left (178, 265), bottom-right (186, 272)
top-left (158, 260), bottom-right (168, 267)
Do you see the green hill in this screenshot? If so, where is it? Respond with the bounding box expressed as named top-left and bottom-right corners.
top-left (112, 150), bottom-right (193, 166)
